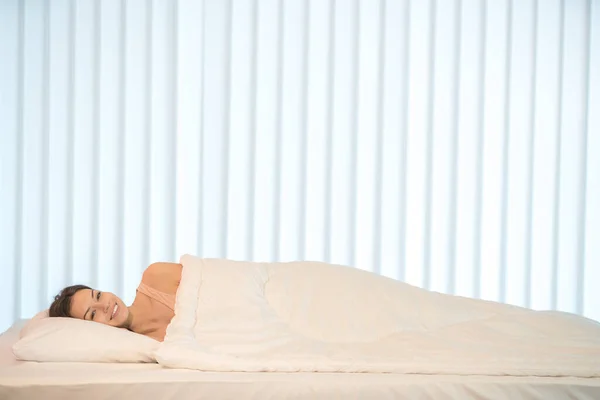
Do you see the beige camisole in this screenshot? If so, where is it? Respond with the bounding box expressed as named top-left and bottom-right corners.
top-left (136, 282), bottom-right (176, 311)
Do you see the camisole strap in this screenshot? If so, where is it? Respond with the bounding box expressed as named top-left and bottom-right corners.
top-left (137, 282), bottom-right (176, 311)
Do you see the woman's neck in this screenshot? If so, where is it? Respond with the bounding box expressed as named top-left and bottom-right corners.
top-left (125, 304), bottom-right (137, 331)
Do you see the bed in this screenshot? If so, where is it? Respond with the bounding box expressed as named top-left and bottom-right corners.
top-left (4, 257), bottom-right (600, 399)
top-left (2, 321), bottom-right (600, 400)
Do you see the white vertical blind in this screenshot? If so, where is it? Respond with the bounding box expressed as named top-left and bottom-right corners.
top-left (504, 0), bottom-right (537, 309)
top-left (585, 0), bottom-right (600, 325)
top-left (0, 0), bottom-right (599, 332)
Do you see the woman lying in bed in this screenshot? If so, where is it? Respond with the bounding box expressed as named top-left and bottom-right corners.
top-left (48, 262), bottom-right (182, 342)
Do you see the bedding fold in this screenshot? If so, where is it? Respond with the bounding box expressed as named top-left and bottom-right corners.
top-left (154, 255), bottom-right (600, 376)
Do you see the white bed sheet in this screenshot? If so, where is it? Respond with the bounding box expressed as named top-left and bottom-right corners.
top-left (2, 321), bottom-right (600, 400)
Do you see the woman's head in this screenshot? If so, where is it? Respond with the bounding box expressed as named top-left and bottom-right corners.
top-left (49, 285), bottom-right (131, 329)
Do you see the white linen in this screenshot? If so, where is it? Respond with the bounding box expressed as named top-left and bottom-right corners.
top-left (156, 255), bottom-right (600, 377)
top-left (2, 318), bottom-right (600, 400)
top-left (0, 319), bottom-right (27, 368)
top-left (12, 309), bottom-right (159, 363)
top-left (2, 363), bottom-right (600, 400)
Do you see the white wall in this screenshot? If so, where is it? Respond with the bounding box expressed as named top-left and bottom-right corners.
top-left (0, 0), bottom-right (599, 333)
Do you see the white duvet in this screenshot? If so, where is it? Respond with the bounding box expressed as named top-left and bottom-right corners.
top-left (154, 255), bottom-right (600, 377)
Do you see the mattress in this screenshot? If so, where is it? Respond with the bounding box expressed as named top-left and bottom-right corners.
top-left (2, 321), bottom-right (600, 400)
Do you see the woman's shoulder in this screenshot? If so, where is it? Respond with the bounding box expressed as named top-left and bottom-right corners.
top-left (141, 262), bottom-right (182, 292)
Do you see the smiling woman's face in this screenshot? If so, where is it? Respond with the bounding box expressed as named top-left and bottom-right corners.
top-left (70, 289), bottom-right (130, 328)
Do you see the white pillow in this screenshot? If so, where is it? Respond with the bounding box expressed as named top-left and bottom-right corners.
top-left (12, 309), bottom-right (159, 363)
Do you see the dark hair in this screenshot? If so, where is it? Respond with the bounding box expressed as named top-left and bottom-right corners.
top-left (49, 284), bottom-right (92, 318)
